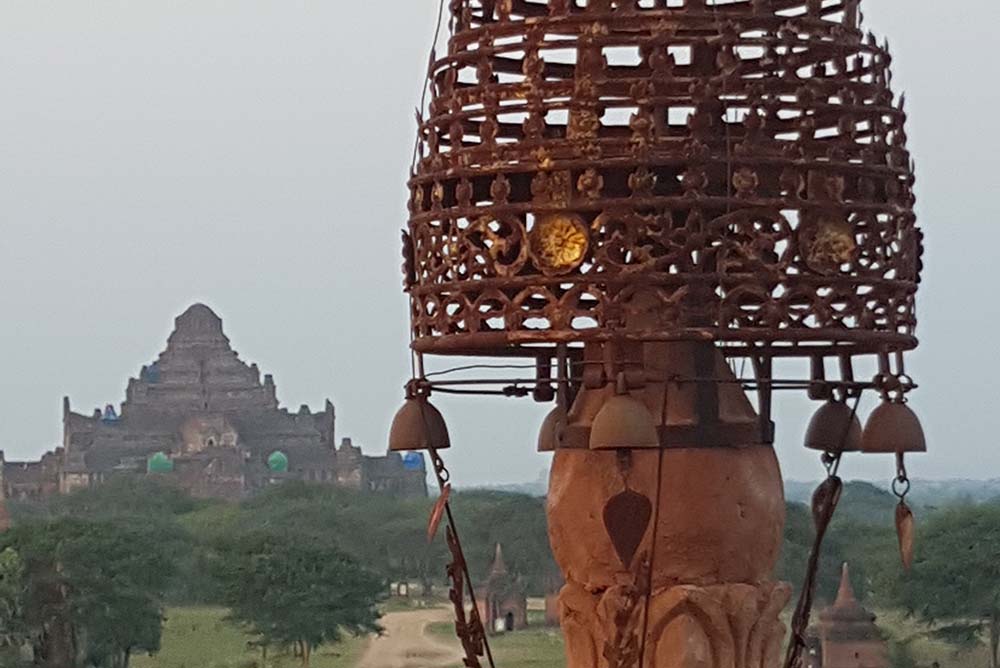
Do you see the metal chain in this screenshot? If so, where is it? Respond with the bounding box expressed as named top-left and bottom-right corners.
top-left (427, 446), bottom-right (497, 668)
top-left (893, 454), bottom-right (911, 501)
top-left (407, 7), bottom-right (492, 660)
top-left (783, 467), bottom-right (843, 668)
top-left (783, 391), bottom-right (862, 668)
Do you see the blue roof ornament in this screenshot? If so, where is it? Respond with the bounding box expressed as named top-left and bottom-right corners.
top-left (102, 405), bottom-right (120, 423)
top-left (145, 362), bottom-right (161, 384)
top-left (402, 452), bottom-right (425, 471)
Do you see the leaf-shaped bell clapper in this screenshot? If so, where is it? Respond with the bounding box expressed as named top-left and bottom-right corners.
top-left (589, 374), bottom-right (659, 451)
top-left (861, 401), bottom-right (927, 454)
top-left (388, 394), bottom-right (451, 452)
top-left (537, 405), bottom-right (567, 453)
top-left (804, 400), bottom-right (863, 453)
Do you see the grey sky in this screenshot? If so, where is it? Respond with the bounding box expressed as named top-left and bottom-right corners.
top-left (0, 1), bottom-right (996, 486)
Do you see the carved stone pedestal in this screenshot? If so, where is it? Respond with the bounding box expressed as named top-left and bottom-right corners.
top-left (560, 579), bottom-right (790, 668)
top-left (548, 446), bottom-right (789, 668)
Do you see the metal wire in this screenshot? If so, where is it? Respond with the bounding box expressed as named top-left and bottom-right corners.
top-left (424, 363), bottom-right (537, 378)
top-left (637, 397), bottom-right (668, 666)
top-left (407, 0), bottom-right (449, 389)
top-left (410, 0), bottom-right (448, 171)
top-left (423, 375), bottom-right (892, 392)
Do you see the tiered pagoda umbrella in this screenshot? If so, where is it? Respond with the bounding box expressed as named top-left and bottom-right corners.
top-left (391, 1), bottom-right (924, 666)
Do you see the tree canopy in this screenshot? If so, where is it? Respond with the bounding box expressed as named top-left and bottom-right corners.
top-left (5, 475), bottom-right (1000, 665)
top-left (210, 528), bottom-right (383, 667)
top-left (871, 504), bottom-right (1000, 668)
top-left (778, 482), bottom-right (898, 604)
top-left (0, 517), bottom-right (179, 668)
top-left (0, 547), bottom-right (27, 666)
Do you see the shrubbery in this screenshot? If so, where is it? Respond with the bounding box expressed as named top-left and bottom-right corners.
top-left (4, 476), bottom-right (999, 666)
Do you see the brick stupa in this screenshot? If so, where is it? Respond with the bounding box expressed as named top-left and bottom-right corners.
top-left (814, 564), bottom-right (890, 668)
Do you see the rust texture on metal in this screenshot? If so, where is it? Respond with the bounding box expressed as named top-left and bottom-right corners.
top-left (784, 473), bottom-right (844, 668)
top-left (427, 446), bottom-right (496, 668)
top-left (398, 2), bottom-right (925, 666)
top-left (405, 0), bottom-right (921, 366)
top-left (446, 525), bottom-right (491, 668)
top-left (895, 501), bottom-right (915, 572)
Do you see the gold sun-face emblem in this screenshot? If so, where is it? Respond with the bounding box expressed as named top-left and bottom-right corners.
top-left (804, 218), bottom-right (857, 275)
top-left (529, 213), bottom-right (590, 275)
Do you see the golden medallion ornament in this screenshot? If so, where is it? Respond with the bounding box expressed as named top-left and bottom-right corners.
top-left (529, 213), bottom-right (590, 275)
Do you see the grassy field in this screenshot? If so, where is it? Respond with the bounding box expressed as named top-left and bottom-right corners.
top-left (132, 608), bottom-right (366, 668)
top-left (130, 605), bottom-right (990, 668)
top-left (479, 627), bottom-right (565, 668)
top-left (877, 609), bottom-right (991, 667)
top-left (428, 618), bottom-right (566, 668)
top-left (427, 609), bottom-right (992, 668)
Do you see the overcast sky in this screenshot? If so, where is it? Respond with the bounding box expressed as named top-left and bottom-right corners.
top-left (1, 1), bottom-right (996, 486)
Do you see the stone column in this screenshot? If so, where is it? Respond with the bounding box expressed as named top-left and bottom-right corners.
top-left (546, 343), bottom-right (790, 668)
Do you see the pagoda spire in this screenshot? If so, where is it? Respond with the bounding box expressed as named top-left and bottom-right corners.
top-left (835, 562), bottom-right (858, 606)
top-left (490, 543), bottom-right (508, 577)
top-left (817, 562), bottom-right (889, 667)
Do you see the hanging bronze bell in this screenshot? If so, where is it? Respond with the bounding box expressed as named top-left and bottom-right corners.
top-left (804, 401), bottom-right (863, 453)
top-left (861, 401), bottom-right (927, 454)
top-left (388, 396), bottom-right (451, 452)
top-left (589, 376), bottom-right (659, 451)
top-left (537, 405), bottom-right (567, 453)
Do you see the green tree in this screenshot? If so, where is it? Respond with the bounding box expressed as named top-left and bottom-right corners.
top-left (33, 478), bottom-right (212, 608)
top-left (185, 483), bottom-right (561, 599)
top-left (211, 529), bottom-right (384, 667)
top-left (377, 511), bottom-right (447, 596)
top-left (45, 477), bottom-right (205, 520)
top-left (778, 490), bottom-right (897, 606)
top-left (777, 502), bottom-right (869, 604)
top-left (872, 504), bottom-right (1000, 667)
top-left (186, 482), bottom-right (452, 598)
top-left (450, 490), bottom-right (561, 594)
top-left (833, 481), bottom-right (901, 525)
top-left (0, 518), bottom-right (178, 668)
top-left (0, 548), bottom-right (28, 667)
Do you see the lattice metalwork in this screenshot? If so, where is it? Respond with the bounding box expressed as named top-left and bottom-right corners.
top-left (397, 5), bottom-right (927, 665)
top-left (404, 0), bottom-right (921, 361)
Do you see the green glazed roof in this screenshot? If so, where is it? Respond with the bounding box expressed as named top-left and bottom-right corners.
top-left (147, 452), bottom-right (174, 474)
top-left (267, 450), bottom-right (289, 473)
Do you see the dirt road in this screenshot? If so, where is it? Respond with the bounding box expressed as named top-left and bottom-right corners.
top-left (357, 605), bottom-right (464, 668)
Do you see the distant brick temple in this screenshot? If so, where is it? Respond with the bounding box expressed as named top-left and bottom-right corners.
top-left (805, 564), bottom-right (890, 668)
top-left (477, 544), bottom-right (528, 634)
top-left (1, 304), bottom-right (427, 502)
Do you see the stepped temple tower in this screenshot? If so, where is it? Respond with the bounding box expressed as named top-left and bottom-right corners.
top-left (4, 305), bottom-right (427, 501)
